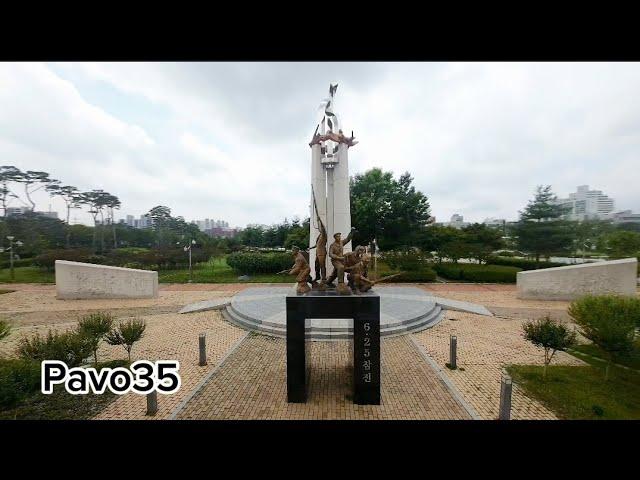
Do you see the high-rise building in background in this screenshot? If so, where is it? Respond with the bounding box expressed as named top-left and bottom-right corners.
top-left (447, 213), bottom-right (468, 229)
top-left (556, 185), bottom-right (615, 221)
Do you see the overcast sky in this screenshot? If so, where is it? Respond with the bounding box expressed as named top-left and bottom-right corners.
top-left (0, 62), bottom-right (638, 227)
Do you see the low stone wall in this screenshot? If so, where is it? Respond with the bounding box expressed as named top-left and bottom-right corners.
top-left (517, 258), bottom-right (638, 300)
top-left (55, 260), bottom-right (158, 299)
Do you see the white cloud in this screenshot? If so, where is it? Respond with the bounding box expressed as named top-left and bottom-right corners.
top-left (0, 62), bottom-right (638, 228)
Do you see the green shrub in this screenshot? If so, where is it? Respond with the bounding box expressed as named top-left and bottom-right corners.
top-left (487, 256), bottom-right (565, 270)
top-left (78, 312), bottom-right (114, 366)
top-left (381, 249), bottom-right (431, 272)
top-left (226, 251), bottom-right (292, 274)
top-left (388, 268), bottom-right (437, 282)
top-left (105, 319), bottom-right (146, 362)
top-left (0, 319), bottom-right (11, 341)
top-left (433, 263), bottom-right (521, 283)
top-left (0, 257), bottom-right (34, 269)
top-left (522, 315), bottom-right (577, 380)
top-left (17, 329), bottom-right (93, 367)
top-left (33, 249), bottom-right (100, 272)
top-left (0, 358), bottom-right (41, 409)
top-left (568, 295), bottom-right (640, 380)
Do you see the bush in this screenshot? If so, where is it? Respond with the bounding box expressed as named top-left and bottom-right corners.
top-left (0, 358), bottom-right (41, 409)
top-left (33, 249), bottom-right (100, 272)
top-left (226, 251), bottom-right (292, 274)
top-left (105, 319), bottom-right (146, 362)
top-left (78, 312), bottom-right (114, 366)
top-left (387, 268), bottom-right (437, 283)
top-left (17, 329), bottom-right (93, 367)
top-left (0, 319), bottom-right (11, 341)
top-left (568, 295), bottom-right (640, 380)
top-left (381, 249), bottom-right (431, 272)
top-left (522, 315), bottom-right (577, 380)
top-left (433, 263), bottom-right (521, 283)
top-left (487, 255), bottom-right (565, 270)
top-left (0, 257), bottom-right (34, 269)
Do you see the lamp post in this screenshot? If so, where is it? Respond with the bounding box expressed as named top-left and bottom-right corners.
top-left (582, 240), bottom-right (592, 263)
top-left (178, 239), bottom-right (197, 283)
top-left (1, 236), bottom-right (24, 281)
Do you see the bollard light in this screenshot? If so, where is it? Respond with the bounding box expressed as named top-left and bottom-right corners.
top-left (146, 390), bottom-right (158, 416)
top-left (198, 333), bottom-right (207, 366)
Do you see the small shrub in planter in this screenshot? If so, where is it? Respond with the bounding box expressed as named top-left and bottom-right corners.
top-left (522, 315), bottom-right (577, 380)
top-left (78, 312), bottom-right (114, 366)
top-left (568, 294), bottom-right (640, 380)
top-left (17, 329), bottom-right (93, 367)
top-left (105, 319), bottom-right (146, 362)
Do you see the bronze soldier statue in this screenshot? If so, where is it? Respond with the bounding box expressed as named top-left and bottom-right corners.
top-left (279, 246), bottom-right (311, 295)
top-left (344, 245), bottom-right (366, 291)
top-left (325, 227), bottom-right (355, 295)
top-left (345, 255), bottom-right (375, 294)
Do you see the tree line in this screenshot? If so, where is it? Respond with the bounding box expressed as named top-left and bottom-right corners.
top-left (0, 165), bottom-right (120, 251)
top-left (1, 164), bottom-right (638, 265)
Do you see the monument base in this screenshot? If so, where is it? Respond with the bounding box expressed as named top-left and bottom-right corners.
top-left (286, 290), bottom-right (381, 405)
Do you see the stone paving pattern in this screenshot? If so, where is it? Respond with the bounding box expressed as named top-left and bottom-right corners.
top-left (176, 333), bottom-right (471, 420)
top-left (411, 309), bottom-right (585, 420)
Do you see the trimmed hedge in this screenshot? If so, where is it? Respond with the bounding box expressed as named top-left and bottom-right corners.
top-left (433, 263), bottom-right (521, 283)
top-left (33, 247), bottom-right (212, 271)
top-left (487, 256), bottom-right (565, 271)
top-left (33, 249), bottom-right (103, 271)
top-left (226, 251), bottom-right (292, 274)
top-left (0, 258), bottom-right (34, 269)
top-left (389, 268), bottom-right (437, 283)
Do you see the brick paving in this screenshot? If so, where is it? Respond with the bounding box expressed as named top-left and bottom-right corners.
top-left (411, 310), bottom-right (585, 420)
top-left (93, 311), bottom-right (246, 420)
top-left (175, 334), bottom-right (471, 420)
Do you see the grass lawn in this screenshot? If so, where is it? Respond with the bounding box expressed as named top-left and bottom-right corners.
top-left (507, 352), bottom-right (640, 420)
top-left (570, 339), bottom-right (640, 371)
top-left (0, 267), bottom-right (55, 283)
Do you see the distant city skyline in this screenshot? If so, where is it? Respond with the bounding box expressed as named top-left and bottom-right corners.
top-left (8, 185), bottom-right (640, 231)
top-left (2, 63), bottom-right (639, 227)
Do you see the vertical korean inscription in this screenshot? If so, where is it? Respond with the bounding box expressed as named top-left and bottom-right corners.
top-left (353, 296), bottom-right (381, 405)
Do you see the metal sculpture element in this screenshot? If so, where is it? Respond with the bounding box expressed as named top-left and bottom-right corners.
top-left (309, 185), bottom-right (328, 287)
top-left (309, 84), bottom-right (358, 147)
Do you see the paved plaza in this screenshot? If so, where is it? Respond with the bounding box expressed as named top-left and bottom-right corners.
top-left (0, 282), bottom-right (620, 420)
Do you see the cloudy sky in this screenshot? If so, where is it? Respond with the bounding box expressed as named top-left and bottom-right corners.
top-left (0, 62), bottom-right (638, 227)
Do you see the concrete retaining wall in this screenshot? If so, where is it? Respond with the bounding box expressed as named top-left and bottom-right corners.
top-left (516, 258), bottom-right (638, 300)
top-left (55, 260), bottom-right (158, 299)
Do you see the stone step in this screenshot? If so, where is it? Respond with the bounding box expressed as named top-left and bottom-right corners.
top-left (228, 301), bottom-right (440, 331)
top-left (222, 304), bottom-right (443, 340)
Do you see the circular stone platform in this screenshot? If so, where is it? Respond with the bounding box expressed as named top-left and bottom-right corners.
top-left (221, 286), bottom-right (444, 340)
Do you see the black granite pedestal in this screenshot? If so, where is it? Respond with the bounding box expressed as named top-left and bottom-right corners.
top-left (286, 291), bottom-right (381, 405)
